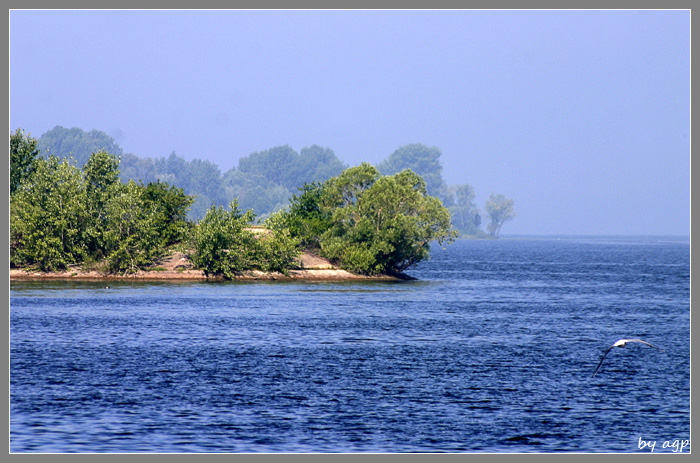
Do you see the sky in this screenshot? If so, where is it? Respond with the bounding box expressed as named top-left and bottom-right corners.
top-left (9, 9), bottom-right (690, 236)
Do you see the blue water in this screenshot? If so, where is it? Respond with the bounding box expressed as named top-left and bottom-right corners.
top-left (10, 236), bottom-right (690, 453)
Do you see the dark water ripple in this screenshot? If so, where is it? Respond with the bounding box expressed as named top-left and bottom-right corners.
top-left (10, 237), bottom-right (690, 453)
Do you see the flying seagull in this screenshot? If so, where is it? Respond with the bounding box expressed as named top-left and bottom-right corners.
top-left (592, 339), bottom-right (665, 377)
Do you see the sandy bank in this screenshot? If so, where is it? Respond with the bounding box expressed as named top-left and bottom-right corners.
top-left (9, 251), bottom-right (410, 282)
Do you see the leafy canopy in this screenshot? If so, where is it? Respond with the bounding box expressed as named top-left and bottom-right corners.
top-left (278, 163), bottom-right (456, 275)
top-left (190, 201), bottom-right (301, 279)
top-left (10, 129), bottom-right (40, 195)
top-left (10, 133), bottom-right (194, 274)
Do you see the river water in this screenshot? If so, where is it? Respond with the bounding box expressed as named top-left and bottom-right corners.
top-left (10, 236), bottom-right (690, 453)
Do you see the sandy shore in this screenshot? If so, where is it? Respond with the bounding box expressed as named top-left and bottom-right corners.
top-left (9, 251), bottom-right (409, 282)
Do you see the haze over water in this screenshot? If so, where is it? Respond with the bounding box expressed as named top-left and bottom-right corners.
top-left (9, 10), bottom-right (690, 236)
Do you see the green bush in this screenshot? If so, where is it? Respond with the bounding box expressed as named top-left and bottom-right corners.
top-left (190, 201), bottom-right (259, 278)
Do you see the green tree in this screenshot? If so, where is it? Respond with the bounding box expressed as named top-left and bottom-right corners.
top-left (10, 156), bottom-right (89, 271)
top-left (448, 184), bottom-right (482, 236)
top-left (82, 150), bottom-right (122, 255)
top-left (377, 143), bottom-right (449, 202)
top-left (102, 180), bottom-right (161, 274)
top-left (10, 129), bottom-right (40, 195)
top-left (485, 193), bottom-right (515, 236)
top-left (318, 164), bottom-right (456, 275)
top-left (189, 201), bottom-right (260, 278)
top-left (321, 162), bottom-right (380, 210)
top-left (141, 181), bottom-right (194, 248)
top-left (268, 182), bottom-right (331, 249)
top-left (255, 221), bottom-right (302, 275)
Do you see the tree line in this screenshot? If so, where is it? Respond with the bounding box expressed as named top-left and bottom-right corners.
top-left (34, 125), bottom-right (515, 236)
top-left (11, 127), bottom-right (515, 278)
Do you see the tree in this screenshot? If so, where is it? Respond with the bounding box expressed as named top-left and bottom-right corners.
top-left (238, 145), bottom-right (299, 190)
top-left (448, 184), bottom-right (482, 236)
top-left (37, 126), bottom-right (123, 167)
top-left (223, 169), bottom-right (291, 218)
top-left (10, 129), bottom-right (40, 195)
top-left (377, 143), bottom-right (449, 202)
top-left (485, 193), bottom-right (515, 236)
top-left (10, 156), bottom-right (89, 271)
top-left (11, 147), bottom-right (193, 274)
top-left (267, 182), bottom-right (331, 249)
top-left (297, 145), bottom-right (347, 185)
top-left (83, 151), bottom-right (122, 255)
top-left (151, 152), bottom-right (228, 221)
top-left (321, 162), bottom-right (380, 210)
top-left (313, 164), bottom-right (456, 275)
top-left (102, 180), bottom-right (161, 274)
top-left (189, 201), bottom-right (260, 278)
top-left (141, 181), bottom-right (194, 248)
top-left (119, 153), bottom-right (157, 184)
top-left (190, 200), bottom-right (302, 279)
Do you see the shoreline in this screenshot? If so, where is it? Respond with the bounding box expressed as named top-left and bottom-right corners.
top-left (8, 268), bottom-right (408, 282)
top-left (8, 251), bottom-right (412, 282)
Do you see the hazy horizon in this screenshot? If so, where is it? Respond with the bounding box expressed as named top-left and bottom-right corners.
top-left (10, 10), bottom-right (690, 236)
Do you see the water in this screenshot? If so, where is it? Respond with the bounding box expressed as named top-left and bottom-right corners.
top-left (10, 236), bottom-right (690, 453)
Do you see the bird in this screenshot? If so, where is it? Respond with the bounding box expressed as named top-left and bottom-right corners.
top-left (592, 339), bottom-right (665, 377)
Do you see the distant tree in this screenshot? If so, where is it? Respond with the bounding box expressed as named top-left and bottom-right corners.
top-left (10, 129), bottom-right (40, 195)
top-left (377, 143), bottom-right (449, 201)
top-left (297, 145), bottom-right (347, 185)
top-left (119, 153), bottom-right (157, 184)
top-left (485, 193), bottom-right (515, 236)
top-left (448, 184), bottom-right (482, 236)
top-left (236, 144), bottom-right (346, 193)
top-left (222, 169), bottom-right (291, 218)
top-left (152, 152), bottom-right (227, 221)
top-left (154, 152), bottom-right (189, 183)
top-left (37, 126), bottom-right (123, 166)
top-left (238, 145), bottom-right (299, 190)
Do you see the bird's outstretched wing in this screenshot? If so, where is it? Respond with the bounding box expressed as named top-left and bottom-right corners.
top-left (592, 345), bottom-right (616, 377)
top-left (626, 339), bottom-right (665, 352)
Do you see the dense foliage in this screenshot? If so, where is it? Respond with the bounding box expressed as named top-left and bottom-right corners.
top-left (273, 163), bottom-right (457, 275)
top-left (10, 129), bottom-right (39, 195)
top-left (10, 136), bottom-right (193, 274)
top-left (190, 201), bottom-right (300, 278)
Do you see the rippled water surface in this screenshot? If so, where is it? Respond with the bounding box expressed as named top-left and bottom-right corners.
top-left (10, 237), bottom-right (690, 453)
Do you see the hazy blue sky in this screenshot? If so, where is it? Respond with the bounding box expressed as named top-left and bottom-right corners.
top-left (10, 10), bottom-right (690, 236)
